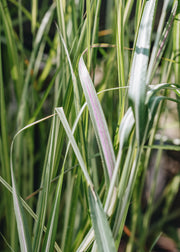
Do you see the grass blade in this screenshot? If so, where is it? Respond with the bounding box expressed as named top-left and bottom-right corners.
top-left (116, 0), bottom-right (125, 101)
top-left (88, 187), bottom-right (116, 252)
top-left (56, 26), bottom-right (80, 114)
top-left (18, 3), bottom-right (55, 129)
top-left (55, 107), bottom-right (93, 187)
top-left (146, 0), bottom-right (173, 84)
top-left (128, 0), bottom-right (157, 144)
top-left (10, 143), bottom-right (32, 252)
top-left (33, 115), bottom-right (57, 252)
top-left (173, 1), bottom-right (180, 121)
top-left (41, 167), bottom-right (64, 252)
top-left (78, 55), bottom-right (115, 183)
top-left (32, 0), bottom-right (37, 34)
top-left (0, 0), bottom-right (22, 100)
top-left (9, 114), bottom-right (55, 252)
top-left (147, 1), bottom-right (178, 84)
top-left (104, 107), bottom-right (135, 213)
top-left (0, 27), bottom-right (10, 186)
top-left (173, 1), bottom-right (180, 81)
top-left (0, 173), bottom-right (62, 252)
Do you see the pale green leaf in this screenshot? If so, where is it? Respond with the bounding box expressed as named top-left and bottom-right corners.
top-left (88, 187), bottom-right (116, 252)
top-left (55, 107), bottom-right (93, 187)
top-left (10, 144), bottom-right (32, 252)
top-left (41, 167), bottom-right (64, 252)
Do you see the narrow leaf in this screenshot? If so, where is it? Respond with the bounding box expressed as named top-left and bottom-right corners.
top-left (10, 143), bottom-right (32, 252)
top-left (88, 187), bottom-right (116, 252)
top-left (173, 1), bottom-right (180, 121)
top-left (173, 1), bottom-right (180, 81)
top-left (128, 0), bottom-right (157, 144)
top-left (146, 1), bottom-right (178, 84)
top-left (78, 56), bottom-right (115, 182)
top-left (56, 25), bottom-right (80, 114)
top-left (119, 107), bottom-right (135, 149)
top-left (55, 107), bottom-right (93, 187)
top-left (33, 115), bottom-right (57, 252)
top-left (146, 0), bottom-right (177, 84)
top-left (104, 107), bottom-right (135, 213)
top-left (18, 3), bottom-right (55, 129)
top-left (0, 1), bottom-right (21, 97)
top-left (41, 167), bottom-right (64, 252)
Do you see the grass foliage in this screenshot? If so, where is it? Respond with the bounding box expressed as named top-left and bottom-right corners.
top-left (0, 0), bottom-right (180, 251)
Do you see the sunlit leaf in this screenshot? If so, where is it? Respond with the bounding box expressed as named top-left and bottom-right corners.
top-left (128, 0), bottom-right (157, 144)
top-left (78, 56), bottom-right (115, 183)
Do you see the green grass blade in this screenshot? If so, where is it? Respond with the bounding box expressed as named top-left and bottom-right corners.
top-left (78, 56), bottom-right (115, 183)
top-left (55, 107), bottom-right (93, 187)
top-left (8, 114), bottom-right (54, 252)
top-left (173, 1), bottom-right (180, 82)
top-left (0, 30), bottom-right (10, 184)
top-left (76, 108), bottom-right (135, 251)
top-left (56, 0), bottom-right (67, 45)
top-left (147, 1), bottom-right (178, 84)
top-left (123, 0), bottom-right (134, 26)
top-left (14, 7), bottom-right (56, 231)
top-left (0, 35), bottom-right (12, 246)
top-left (8, 0), bottom-right (32, 20)
top-left (28, 65), bottom-right (61, 124)
top-left (146, 0), bottom-right (173, 84)
top-left (56, 26), bottom-right (80, 113)
top-left (86, 0), bottom-right (91, 69)
top-left (88, 187), bottom-right (116, 252)
top-left (149, 232), bottom-right (162, 252)
top-left (41, 167), bottom-right (64, 252)
top-left (112, 141), bottom-right (140, 242)
top-left (116, 0), bottom-right (125, 97)
top-left (32, 0), bottom-right (37, 34)
top-left (104, 107), bottom-right (135, 213)
top-left (33, 115), bottom-right (57, 252)
top-left (0, 112), bottom-right (62, 252)
top-left (118, 107), bottom-right (135, 149)
top-left (76, 228), bottom-right (94, 252)
top-left (173, 1), bottom-right (180, 121)
top-left (115, 0), bottom-right (126, 149)
top-left (91, 0), bottom-right (101, 53)
top-left (10, 143), bottom-right (32, 252)
top-left (56, 27), bottom-right (90, 181)
top-left (0, 232), bottom-right (14, 252)
top-left (128, 0), bottom-right (157, 144)
top-left (0, 0), bottom-right (21, 100)
top-left (18, 3), bottom-right (55, 129)
top-left (61, 172), bottom-right (82, 252)
top-left (0, 174), bottom-right (62, 252)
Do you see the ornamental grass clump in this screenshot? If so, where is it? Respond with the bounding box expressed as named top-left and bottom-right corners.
top-left (0, 0), bottom-right (180, 251)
